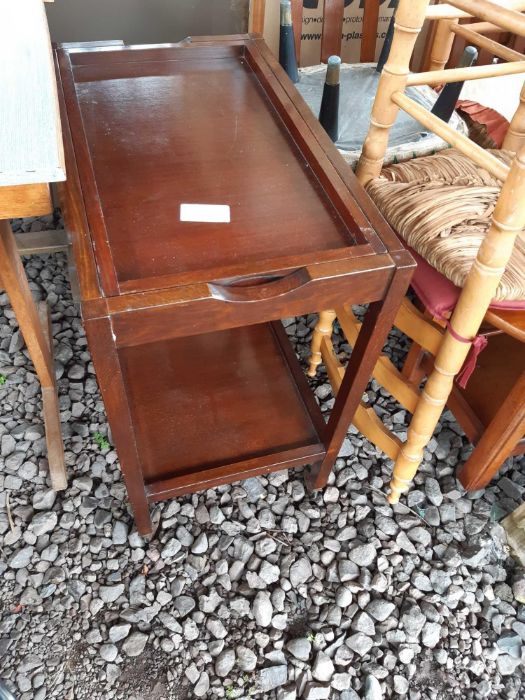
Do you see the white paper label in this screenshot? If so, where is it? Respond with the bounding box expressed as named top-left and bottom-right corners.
top-left (180, 203), bottom-right (231, 223)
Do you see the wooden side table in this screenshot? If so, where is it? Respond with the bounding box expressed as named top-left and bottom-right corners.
top-left (0, 0), bottom-right (66, 490)
top-left (55, 36), bottom-right (414, 534)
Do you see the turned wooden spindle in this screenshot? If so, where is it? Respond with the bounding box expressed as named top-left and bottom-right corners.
top-left (308, 310), bottom-right (336, 377)
top-left (503, 80), bottom-right (525, 151)
top-left (356, 0), bottom-right (429, 185)
top-left (448, 0), bottom-right (525, 35)
top-left (388, 144), bottom-right (525, 503)
top-left (428, 18), bottom-right (458, 72)
top-left (451, 22), bottom-right (525, 63)
top-left (407, 60), bottom-right (525, 86)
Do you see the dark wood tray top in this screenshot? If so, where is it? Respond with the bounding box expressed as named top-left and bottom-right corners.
top-left (73, 48), bottom-right (354, 287)
top-left (55, 36), bottom-right (415, 534)
top-left (56, 38), bottom-right (405, 300)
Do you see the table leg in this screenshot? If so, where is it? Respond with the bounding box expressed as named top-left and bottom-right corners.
top-left (38, 302), bottom-right (67, 490)
top-left (0, 219), bottom-right (66, 490)
top-left (306, 263), bottom-right (413, 491)
top-left (85, 316), bottom-right (152, 535)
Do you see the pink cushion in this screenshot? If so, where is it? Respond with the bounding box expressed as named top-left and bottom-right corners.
top-left (410, 250), bottom-right (525, 319)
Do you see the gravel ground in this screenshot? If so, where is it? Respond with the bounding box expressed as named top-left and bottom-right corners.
top-left (1, 214), bottom-right (525, 700)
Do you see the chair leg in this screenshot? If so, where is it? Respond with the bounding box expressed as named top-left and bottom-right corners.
top-left (457, 369), bottom-right (525, 491)
top-left (307, 309), bottom-right (336, 377)
top-left (0, 219), bottom-right (66, 490)
top-left (321, 333), bottom-right (402, 461)
top-left (402, 341), bottom-right (427, 384)
top-left (313, 302), bottom-right (420, 461)
top-left (337, 305), bottom-right (421, 413)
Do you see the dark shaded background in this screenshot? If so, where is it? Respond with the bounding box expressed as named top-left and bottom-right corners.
top-left (45, 0), bottom-right (249, 44)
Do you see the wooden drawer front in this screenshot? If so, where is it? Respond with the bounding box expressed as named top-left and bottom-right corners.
top-left (102, 255), bottom-right (396, 348)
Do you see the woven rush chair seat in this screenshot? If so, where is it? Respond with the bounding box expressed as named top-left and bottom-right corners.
top-left (296, 64), bottom-right (468, 168)
top-left (366, 148), bottom-right (525, 303)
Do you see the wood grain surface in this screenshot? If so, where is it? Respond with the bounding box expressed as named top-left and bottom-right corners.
top-left (56, 37), bottom-right (415, 533)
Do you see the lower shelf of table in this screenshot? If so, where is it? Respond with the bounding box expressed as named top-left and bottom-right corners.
top-left (118, 321), bottom-right (327, 501)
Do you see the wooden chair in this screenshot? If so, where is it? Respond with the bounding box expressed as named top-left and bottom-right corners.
top-left (0, 0), bottom-right (67, 491)
top-left (308, 0), bottom-right (525, 502)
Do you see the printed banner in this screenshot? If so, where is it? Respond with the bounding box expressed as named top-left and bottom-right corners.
top-left (263, 0), bottom-right (430, 68)
top-left (300, 0), bottom-right (395, 65)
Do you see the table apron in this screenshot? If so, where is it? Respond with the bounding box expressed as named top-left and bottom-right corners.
top-left (96, 264), bottom-right (395, 348)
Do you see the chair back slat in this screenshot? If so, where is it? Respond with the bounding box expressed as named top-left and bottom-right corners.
top-left (291, 0), bottom-right (304, 63)
top-left (361, 0), bottom-right (381, 61)
top-left (321, 0), bottom-right (344, 62)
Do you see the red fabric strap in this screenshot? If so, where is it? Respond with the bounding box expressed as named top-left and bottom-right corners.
top-left (441, 321), bottom-right (489, 389)
top-left (453, 331), bottom-right (489, 389)
top-left (446, 321), bottom-right (474, 345)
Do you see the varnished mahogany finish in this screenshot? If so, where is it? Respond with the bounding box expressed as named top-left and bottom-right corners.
top-left (453, 333), bottom-right (525, 439)
top-left (56, 36), bottom-right (414, 534)
top-left (119, 322), bottom-right (326, 484)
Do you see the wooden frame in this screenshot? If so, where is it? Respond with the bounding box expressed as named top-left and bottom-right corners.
top-left (0, 184), bottom-right (52, 219)
top-left (310, 0), bottom-right (525, 503)
top-left (427, 0), bottom-right (525, 70)
top-left (56, 36), bottom-right (414, 534)
top-left (451, 22), bottom-right (525, 62)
